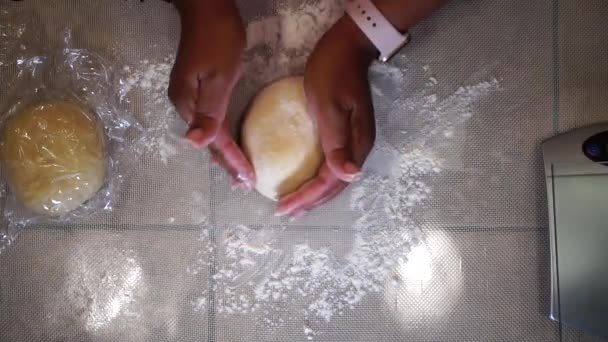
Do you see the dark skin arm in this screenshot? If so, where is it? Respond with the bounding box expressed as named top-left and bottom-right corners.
top-left (277, 0), bottom-right (449, 217)
top-left (169, 0), bottom-right (447, 216)
top-left (169, 0), bottom-right (255, 189)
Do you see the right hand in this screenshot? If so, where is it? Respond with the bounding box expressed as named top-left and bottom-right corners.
top-left (169, 0), bottom-right (255, 189)
top-left (277, 16), bottom-right (377, 217)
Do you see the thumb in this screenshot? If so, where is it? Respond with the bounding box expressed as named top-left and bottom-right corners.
top-left (325, 148), bottom-right (361, 182)
top-left (310, 100), bottom-right (361, 183)
top-left (187, 75), bottom-right (235, 147)
top-left (186, 114), bottom-right (221, 147)
top-left (169, 75), bottom-right (220, 147)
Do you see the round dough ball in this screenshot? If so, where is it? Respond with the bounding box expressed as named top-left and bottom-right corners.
top-left (241, 77), bottom-right (323, 201)
top-left (0, 100), bottom-right (107, 216)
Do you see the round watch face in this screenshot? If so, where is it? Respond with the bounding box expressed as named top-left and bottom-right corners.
top-left (583, 131), bottom-right (608, 163)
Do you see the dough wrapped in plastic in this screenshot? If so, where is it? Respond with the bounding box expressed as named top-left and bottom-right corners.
top-left (0, 100), bottom-right (107, 216)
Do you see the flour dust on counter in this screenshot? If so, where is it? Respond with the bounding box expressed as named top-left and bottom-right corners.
top-left (122, 56), bottom-right (186, 166)
top-left (116, 0), bottom-right (501, 337)
top-left (191, 78), bottom-right (500, 338)
top-left (242, 0), bottom-right (345, 88)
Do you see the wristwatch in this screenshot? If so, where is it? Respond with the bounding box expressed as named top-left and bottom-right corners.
top-left (345, 0), bottom-right (410, 62)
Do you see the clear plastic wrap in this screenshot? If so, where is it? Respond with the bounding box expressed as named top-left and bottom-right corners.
top-left (0, 32), bottom-right (142, 248)
top-left (0, 8), bottom-right (28, 71)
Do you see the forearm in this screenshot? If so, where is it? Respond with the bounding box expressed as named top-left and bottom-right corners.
top-left (172, 0), bottom-right (240, 17)
top-left (172, 0), bottom-right (244, 48)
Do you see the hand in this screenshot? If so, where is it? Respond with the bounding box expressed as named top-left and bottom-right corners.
top-left (169, 0), bottom-right (255, 188)
top-left (277, 16), bottom-right (378, 217)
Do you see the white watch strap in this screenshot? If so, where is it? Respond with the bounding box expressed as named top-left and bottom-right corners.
top-left (345, 0), bottom-right (410, 62)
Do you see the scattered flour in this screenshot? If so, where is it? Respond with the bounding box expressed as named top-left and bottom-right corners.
top-left (0, 9), bottom-right (26, 69)
top-left (190, 191), bottom-right (207, 224)
top-left (243, 1), bottom-right (344, 87)
top-left (57, 245), bottom-right (144, 334)
top-left (116, 0), bottom-right (500, 338)
top-left (304, 324), bottom-right (316, 340)
top-left (122, 57), bottom-right (182, 166)
top-left (192, 297), bottom-right (207, 312)
top-left (205, 79), bottom-right (499, 332)
top-left (158, 136), bottom-right (177, 165)
top-left (393, 79), bottom-right (500, 141)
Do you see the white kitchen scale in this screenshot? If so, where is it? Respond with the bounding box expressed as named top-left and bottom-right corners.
top-left (543, 124), bottom-right (608, 336)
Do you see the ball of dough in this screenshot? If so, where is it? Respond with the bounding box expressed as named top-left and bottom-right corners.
top-left (0, 100), bottom-right (107, 216)
top-left (241, 77), bottom-right (323, 201)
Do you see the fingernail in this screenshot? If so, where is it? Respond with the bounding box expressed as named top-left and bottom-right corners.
top-left (186, 129), bottom-right (207, 147)
top-left (187, 139), bottom-right (202, 148)
top-left (350, 172), bottom-right (363, 182)
top-left (229, 178), bottom-right (244, 191)
top-left (344, 162), bottom-right (360, 175)
top-left (342, 171), bottom-right (362, 182)
top-left (236, 174), bottom-right (253, 190)
top-left (289, 210), bottom-right (307, 221)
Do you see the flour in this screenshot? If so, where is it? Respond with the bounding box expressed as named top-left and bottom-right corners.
top-left (279, 99), bottom-right (305, 114)
top-left (0, 9), bottom-right (26, 69)
top-left (158, 136), bottom-right (177, 165)
top-left (204, 78), bottom-right (499, 333)
top-left (117, 0), bottom-right (499, 338)
top-left (276, 1), bottom-right (345, 51)
top-left (190, 191), bottom-right (208, 224)
top-left (56, 244), bottom-right (144, 334)
top-left (122, 57), bottom-right (182, 165)
top-left (243, 1), bottom-right (344, 87)
top-left (393, 79), bottom-right (499, 141)
top-left (246, 1), bottom-right (343, 52)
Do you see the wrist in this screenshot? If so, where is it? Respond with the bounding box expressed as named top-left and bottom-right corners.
top-left (372, 0), bottom-right (410, 32)
top-left (372, 0), bottom-right (449, 32)
top-left (331, 15), bottom-right (378, 65)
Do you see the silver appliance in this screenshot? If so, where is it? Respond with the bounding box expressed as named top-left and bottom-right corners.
top-left (543, 124), bottom-right (608, 336)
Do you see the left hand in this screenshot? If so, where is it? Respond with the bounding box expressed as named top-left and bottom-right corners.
top-left (277, 16), bottom-right (378, 217)
top-left (169, 0), bottom-right (255, 189)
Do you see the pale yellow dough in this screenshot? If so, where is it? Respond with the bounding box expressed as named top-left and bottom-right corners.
top-left (0, 101), bottom-right (107, 216)
top-left (241, 77), bottom-right (323, 201)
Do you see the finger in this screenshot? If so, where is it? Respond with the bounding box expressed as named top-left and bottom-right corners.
top-left (326, 148), bottom-right (361, 182)
top-left (168, 74), bottom-right (198, 125)
top-left (276, 164), bottom-right (345, 216)
top-left (317, 104), bottom-right (361, 182)
top-left (288, 181), bottom-right (347, 220)
top-left (350, 90), bottom-right (376, 166)
top-left (289, 210), bottom-right (309, 221)
top-left (186, 116), bottom-right (221, 147)
top-left (306, 90), bottom-right (360, 182)
top-left (194, 74), bottom-right (230, 120)
top-left (229, 176), bottom-right (247, 191)
top-left (209, 127), bottom-right (256, 189)
top-left (210, 156), bottom-right (220, 167)
top-left (309, 181), bottom-right (347, 209)
top-left (277, 177), bottom-right (345, 218)
top-left (210, 145), bottom-right (246, 187)
top-left (169, 75), bottom-right (222, 147)
top-left (186, 75), bottom-right (234, 147)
